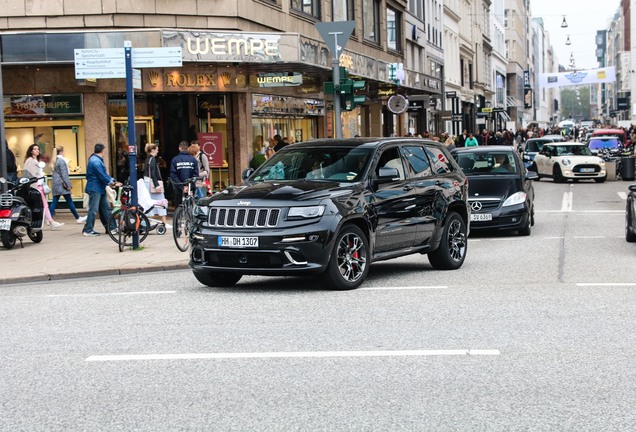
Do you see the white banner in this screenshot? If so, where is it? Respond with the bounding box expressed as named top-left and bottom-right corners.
top-left (538, 66), bottom-right (616, 89)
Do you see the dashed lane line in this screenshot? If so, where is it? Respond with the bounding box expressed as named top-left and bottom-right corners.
top-left (86, 349), bottom-right (501, 362)
top-left (46, 291), bottom-right (177, 297)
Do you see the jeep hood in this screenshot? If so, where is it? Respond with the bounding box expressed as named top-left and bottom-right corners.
top-left (204, 181), bottom-right (356, 203)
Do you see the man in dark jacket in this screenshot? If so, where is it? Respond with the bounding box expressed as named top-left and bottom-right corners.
top-left (170, 140), bottom-right (199, 206)
top-left (83, 143), bottom-right (120, 237)
top-left (4, 141), bottom-right (18, 183)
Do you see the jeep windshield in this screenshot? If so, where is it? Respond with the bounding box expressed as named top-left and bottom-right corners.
top-left (250, 146), bottom-right (373, 183)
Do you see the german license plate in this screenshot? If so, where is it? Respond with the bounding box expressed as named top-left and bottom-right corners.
top-left (0, 219), bottom-right (10, 230)
top-left (580, 168), bottom-right (595, 173)
top-left (471, 213), bottom-right (493, 221)
top-left (218, 236), bottom-right (259, 248)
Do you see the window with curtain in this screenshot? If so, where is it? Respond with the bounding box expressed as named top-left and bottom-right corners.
top-left (386, 6), bottom-right (401, 52)
top-left (291, 0), bottom-right (321, 18)
top-left (363, 0), bottom-right (380, 43)
top-left (333, 0), bottom-right (354, 21)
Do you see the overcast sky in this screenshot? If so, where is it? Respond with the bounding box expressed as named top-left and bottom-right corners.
top-left (529, 0), bottom-right (620, 70)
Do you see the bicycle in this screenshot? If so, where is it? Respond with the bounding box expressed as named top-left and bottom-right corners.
top-left (107, 183), bottom-right (151, 252)
top-left (172, 177), bottom-right (198, 252)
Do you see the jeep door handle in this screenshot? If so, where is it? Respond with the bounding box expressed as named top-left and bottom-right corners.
top-left (403, 185), bottom-right (414, 191)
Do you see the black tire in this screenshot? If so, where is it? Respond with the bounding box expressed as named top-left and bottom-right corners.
top-left (118, 212), bottom-right (128, 252)
top-left (553, 164), bottom-right (565, 183)
top-left (428, 211), bottom-right (467, 270)
top-left (106, 208), bottom-right (123, 244)
top-left (1, 231), bottom-right (16, 249)
top-left (193, 270), bottom-right (242, 287)
top-left (531, 163), bottom-right (539, 180)
top-left (28, 230), bottom-right (43, 243)
top-left (518, 214), bottom-right (531, 236)
top-left (627, 205), bottom-right (636, 242)
top-left (156, 224), bottom-right (167, 235)
top-left (594, 176), bottom-right (606, 183)
top-left (173, 205), bottom-right (190, 252)
top-left (136, 212), bottom-right (151, 244)
top-left (321, 224), bottom-right (369, 290)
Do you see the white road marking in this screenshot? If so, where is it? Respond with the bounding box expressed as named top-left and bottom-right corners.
top-left (576, 283), bottom-right (636, 287)
top-left (46, 291), bottom-right (177, 298)
top-left (573, 236), bottom-right (606, 239)
top-left (359, 286), bottom-right (448, 291)
top-left (544, 236), bottom-right (565, 239)
top-left (618, 192), bottom-right (627, 200)
top-left (86, 349), bottom-right (501, 362)
top-left (561, 191), bottom-right (573, 212)
top-left (537, 210), bottom-right (623, 213)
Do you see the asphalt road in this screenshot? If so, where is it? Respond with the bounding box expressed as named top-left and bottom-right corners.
top-left (1, 179), bottom-right (635, 431)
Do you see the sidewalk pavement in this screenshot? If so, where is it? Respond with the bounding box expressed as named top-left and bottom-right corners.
top-left (0, 210), bottom-right (189, 285)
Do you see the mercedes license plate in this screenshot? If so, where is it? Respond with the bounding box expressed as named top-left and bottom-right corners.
top-left (580, 168), bottom-right (595, 173)
top-left (0, 219), bottom-right (10, 231)
top-left (218, 236), bottom-right (259, 248)
top-left (470, 213), bottom-right (493, 222)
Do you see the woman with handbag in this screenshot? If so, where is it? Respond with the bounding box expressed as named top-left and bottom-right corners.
top-left (23, 143), bottom-right (64, 230)
top-left (49, 146), bottom-right (86, 224)
top-left (143, 143), bottom-right (169, 227)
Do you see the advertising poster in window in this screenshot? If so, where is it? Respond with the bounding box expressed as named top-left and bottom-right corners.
top-left (198, 132), bottom-right (224, 167)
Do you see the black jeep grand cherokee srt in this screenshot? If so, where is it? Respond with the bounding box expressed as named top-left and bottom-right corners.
top-left (189, 138), bottom-right (470, 290)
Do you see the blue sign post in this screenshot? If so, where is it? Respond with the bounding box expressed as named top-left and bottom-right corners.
top-left (124, 41), bottom-right (139, 249)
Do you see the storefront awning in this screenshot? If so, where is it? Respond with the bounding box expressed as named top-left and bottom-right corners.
top-left (498, 110), bottom-right (511, 121)
top-left (506, 96), bottom-right (521, 107)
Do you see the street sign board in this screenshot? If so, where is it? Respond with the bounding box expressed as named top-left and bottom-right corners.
top-left (316, 21), bottom-right (355, 55)
top-left (74, 47), bottom-right (182, 79)
top-left (74, 48), bottom-right (126, 79)
top-left (133, 68), bottom-right (142, 90)
top-left (131, 47), bottom-right (182, 68)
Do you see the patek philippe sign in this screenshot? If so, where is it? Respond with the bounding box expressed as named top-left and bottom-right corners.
top-left (4, 94), bottom-right (83, 116)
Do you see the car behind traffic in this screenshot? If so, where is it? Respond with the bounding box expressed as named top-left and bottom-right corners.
top-left (627, 184), bottom-right (636, 242)
top-left (533, 143), bottom-right (607, 183)
top-left (452, 146), bottom-right (536, 236)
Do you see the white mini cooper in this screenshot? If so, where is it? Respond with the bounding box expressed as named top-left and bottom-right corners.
top-left (533, 143), bottom-right (606, 183)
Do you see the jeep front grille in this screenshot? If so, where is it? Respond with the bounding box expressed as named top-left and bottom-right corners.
top-left (209, 207), bottom-right (280, 228)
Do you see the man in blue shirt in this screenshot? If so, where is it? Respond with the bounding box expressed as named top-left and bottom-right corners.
top-left (83, 143), bottom-right (121, 237)
top-left (170, 140), bottom-right (199, 206)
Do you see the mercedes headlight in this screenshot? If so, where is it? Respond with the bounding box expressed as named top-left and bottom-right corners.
top-left (502, 192), bottom-right (527, 207)
top-left (288, 205), bottom-right (325, 219)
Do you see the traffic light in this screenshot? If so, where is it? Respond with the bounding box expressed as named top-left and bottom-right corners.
top-left (324, 67), bottom-right (366, 111)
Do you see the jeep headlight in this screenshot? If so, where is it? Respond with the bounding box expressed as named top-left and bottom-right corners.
top-left (193, 204), bottom-right (209, 219)
top-left (288, 205), bottom-right (325, 219)
top-left (561, 158), bottom-right (571, 166)
top-left (502, 192), bottom-right (527, 207)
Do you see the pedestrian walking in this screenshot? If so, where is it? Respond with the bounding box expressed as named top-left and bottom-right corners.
top-left (23, 144), bottom-right (64, 230)
top-left (4, 140), bottom-right (18, 183)
top-left (82, 143), bottom-right (120, 237)
top-left (272, 134), bottom-right (287, 152)
top-left (464, 133), bottom-right (479, 147)
top-left (49, 145), bottom-right (86, 224)
top-left (143, 143), bottom-right (169, 227)
top-left (169, 140), bottom-right (199, 207)
top-left (189, 141), bottom-right (210, 199)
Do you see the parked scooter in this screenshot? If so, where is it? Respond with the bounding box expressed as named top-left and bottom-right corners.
top-left (0, 175), bottom-right (45, 249)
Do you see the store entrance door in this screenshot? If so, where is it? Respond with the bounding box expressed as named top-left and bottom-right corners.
top-left (110, 116), bottom-right (155, 182)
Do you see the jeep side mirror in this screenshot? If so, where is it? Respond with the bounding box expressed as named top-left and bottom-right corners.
top-left (242, 168), bottom-right (254, 180)
top-left (376, 167), bottom-right (400, 184)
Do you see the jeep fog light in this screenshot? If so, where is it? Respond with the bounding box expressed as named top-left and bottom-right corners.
top-left (281, 235), bottom-right (306, 243)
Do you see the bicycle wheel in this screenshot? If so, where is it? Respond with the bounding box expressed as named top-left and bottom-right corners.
top-left (172, 205), bottom-right (190, 252)
top-left (107, 208), bottom-right (123, 244)
top-left (136, 211), bottom-right (151, 244)
top-left (118, 210), bottom-right (129, 252)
